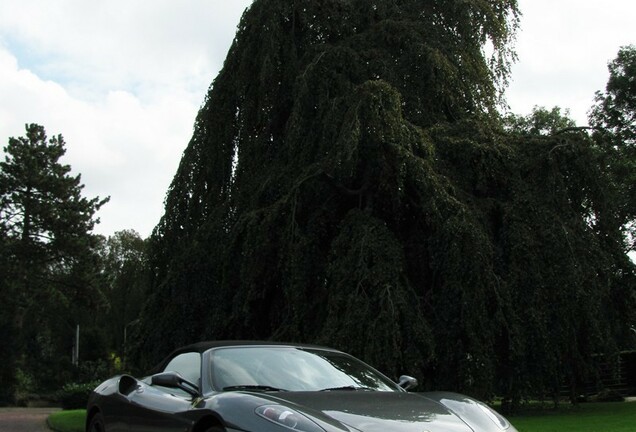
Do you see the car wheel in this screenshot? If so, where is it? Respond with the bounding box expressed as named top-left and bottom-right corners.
top-left (87, 413), bottom-right (105, 432)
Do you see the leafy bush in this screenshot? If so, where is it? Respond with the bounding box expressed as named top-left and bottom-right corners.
top-left (77, 359), bottom-right (114, 383)
top-left (57, 381), bottom-right (100, 410)
top-left (13, 369), bottom-right (35, 402)
top-left (47, 410), bottom-right (86, 432)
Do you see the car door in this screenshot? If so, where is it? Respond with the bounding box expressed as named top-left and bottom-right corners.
top-left (126, 352), bottom-right (202, 432)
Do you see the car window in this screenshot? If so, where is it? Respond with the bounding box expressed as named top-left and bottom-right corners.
top-left (210, 347), bottom-right (398, 392)
top-left (163, 352), bottom-right (201, 384)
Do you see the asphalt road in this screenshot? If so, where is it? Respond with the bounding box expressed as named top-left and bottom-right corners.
top-left (0, 407), bottom-right (59, 432)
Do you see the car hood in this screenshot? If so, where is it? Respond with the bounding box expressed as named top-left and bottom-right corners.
top-left (265, 391), bottom-right (474, 432)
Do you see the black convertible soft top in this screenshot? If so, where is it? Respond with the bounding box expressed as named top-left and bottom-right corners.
top-left (149, 340), bottom-right (334, 375)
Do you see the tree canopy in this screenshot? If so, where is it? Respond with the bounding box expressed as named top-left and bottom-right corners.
top-left (133, 0), bottom-right (635, 404)
top-left (0, 124), bottom-right (109, 398)
top-left (590, 45), bottom-right (636, 146)
top-left (96, 230), bottom-right (148, 359)
top-left (589, 45), bottom-right (636, 254)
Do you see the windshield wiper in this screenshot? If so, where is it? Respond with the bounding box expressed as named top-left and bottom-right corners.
top-left (222, 385), bottom-right (287, 392)
top-left (319, 386), bottom-right (373, 392)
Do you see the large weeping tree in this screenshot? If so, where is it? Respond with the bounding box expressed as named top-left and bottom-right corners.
top-left (134, 0), bottom-right (635, 403)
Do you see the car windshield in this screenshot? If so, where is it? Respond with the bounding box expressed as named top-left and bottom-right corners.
top-left (209, 346), bottom-right (398, 392)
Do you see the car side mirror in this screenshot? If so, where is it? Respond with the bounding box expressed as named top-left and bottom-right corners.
top-left (397, 375), bottom-right (418, 391)
top-left (151, 372), bottom-right (200, 397)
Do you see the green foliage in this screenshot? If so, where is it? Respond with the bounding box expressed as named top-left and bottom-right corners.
top-left (504, 106), bottom-right (577, 136)
top-left (95, 230), bottom-right (148, 357)
top-left (0, 224), bottom-right (16, 404)
top-left (131, 0), bottom-right (634, 405)
top-left (590, 45), bottom-right (636, 146)
top-left (0, 124), bottom-right (109, 398)
top-left (56, 382), bottom-right (100, 410)
top-left (13, 368), bottom-right (37, 406)
top-left (589, 46), bottom-right (636, 254)
top-left (318, 209), bottom-right (434, 378)
top-left (0, 124), bottom-right (109, 257)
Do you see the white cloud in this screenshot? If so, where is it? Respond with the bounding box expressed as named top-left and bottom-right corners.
top-left (0, 0), bottom-right (252, 237)
top-left (507, 0), bottom-right (636, 124)
top-left (0, 0), bottom-right (250, 95)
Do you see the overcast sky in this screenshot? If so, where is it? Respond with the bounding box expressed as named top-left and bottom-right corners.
top-left (1, 0), bottom-right (635, 238)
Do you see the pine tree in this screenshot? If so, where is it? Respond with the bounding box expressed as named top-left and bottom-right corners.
top-left (0, 123), bottom-right (109, 393)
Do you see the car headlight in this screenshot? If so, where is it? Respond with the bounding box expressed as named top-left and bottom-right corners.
top-left (476, 402), bottom-right (512, 430)
top-left (255, 405), bottom-right (324, 432)
top-left (437, 395), bottom-right (516, 432)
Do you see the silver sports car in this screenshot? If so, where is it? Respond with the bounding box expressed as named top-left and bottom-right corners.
top-left (86, 341), bottom-right (518, 432)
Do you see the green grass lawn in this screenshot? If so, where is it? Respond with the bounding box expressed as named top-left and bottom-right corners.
top-left (47, 402), bottom-right (635, 432)
top-left (509, 402), bottom-right (636, 432)
top-left (47, 409), bottom-right (86, 432)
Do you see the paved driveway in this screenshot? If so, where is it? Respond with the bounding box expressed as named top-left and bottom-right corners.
top-left (0, 407), bottom-right (60, 432)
